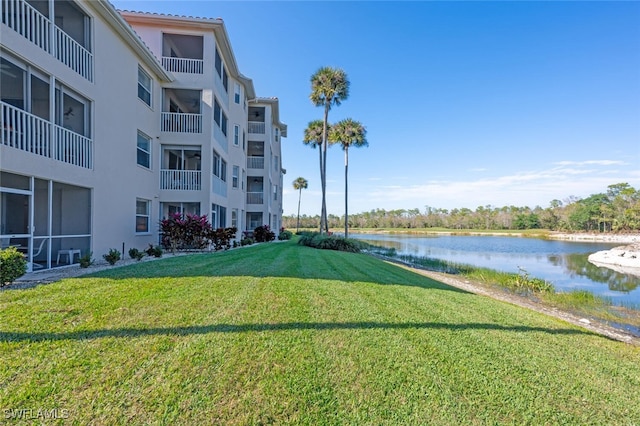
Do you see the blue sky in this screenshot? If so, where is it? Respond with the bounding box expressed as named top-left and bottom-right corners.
top-left (111, 0), bottom-right (640, 216)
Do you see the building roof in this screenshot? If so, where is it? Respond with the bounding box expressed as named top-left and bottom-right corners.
top-left (116, 9), bottom-right (256, 99)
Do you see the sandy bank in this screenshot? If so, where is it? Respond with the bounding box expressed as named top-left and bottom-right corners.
top-left (588, 243), bottom-right (640, 277)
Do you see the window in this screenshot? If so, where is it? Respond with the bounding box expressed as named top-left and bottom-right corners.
top-left (274, 155), bottom-right (279, 172)
top-left (273, 184), bottom-right (278, 201)
top-left (231, 208), bottom-right (238, 228)
top-left (242, 169), bottom-right (246, 190)
top-left (212, 204), bottom-right (227, 228)
top-left (213, 150), bottom-right (221, 177)
top-left (275, 128), bottom-right (279, 142)
top-left (215, 48), bottom-right (222, 78)
top-left (214, 48), bottom-right (229, 93)
top-left (242, 131), bottom-right (246, 150)
top-left (232, 166), bottom-right (239, 188)
top-left (222, 68), bottom-right (228, 92)
top-left (233, 125), bottom-right (239, 146)
top-left (137, 131), bottom-right (151, 168)
top-left (136, 199), bottom-right (150, 233)
top-left (234, 83), bottom-right (241, 104)
top-left (214, 98), bottom-right (228, 136)
top-left (138, 66), bottom-right (152, 106)
top-left (213, 151), bottom-right (227, 182)
top-left (221, 159), bottom-right (227, 182)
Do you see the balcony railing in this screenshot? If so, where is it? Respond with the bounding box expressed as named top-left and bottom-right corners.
top-left (54, 125), bottom-right (92, 169)
top-left (161, 112), bottom-right (202, 133)
top-left (212, 175), bottom-right (227, 197)
top-left (2, 0), bottom-right (93, 81)
top-left (160, 169), bottom-right (201, 191)
top-left (248, 121), bottom-right (265, 134)
top-left (247, 156), bottom-right (264, 169)
top-left (1, 102), bottom-right (92, 168)
top-left (162, 57), bottom-right (204, 74)
top-left (1, 0), bottom-right (50, 51)
top-left (246, 191), bottom-right (264, 204)
top-left (54, 27), bottom-right (93, 82)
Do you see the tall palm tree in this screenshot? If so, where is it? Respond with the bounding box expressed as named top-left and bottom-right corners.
top-left (303, 120), bottom-right (327, 232)
top-left (292, 177), bottom-right (309, 233)
top-left (329, 118), bottom-right (367, 238)
top-left (310, 66), bottom-right (350, 234)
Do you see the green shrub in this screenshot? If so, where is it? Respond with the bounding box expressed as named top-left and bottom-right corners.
top-left (241, 238), bottom-right (254, 246)
top-left (298, 232), bottom-right (365, 253)
top-left (278, 229), bottom-right (293, 241)
top-left (209, 227), bottom-right (238, 251)
top-left (79, 252), bottom-right (94, 268)
top-left (145, 244), bottom-right (163, 258)
top-left (0, 246), bottom-right (27, 286)
top-left (128, 248), bottom-right (145, 261)
top-left (103, 249), bottom-right (121, 265)
top-left (254, 225), bottom-right (275, 243)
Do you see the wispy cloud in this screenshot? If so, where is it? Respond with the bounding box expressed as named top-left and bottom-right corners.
top-left (553, 160), bottom-right (627, 166)
top-left (362, 161), bottom-right (639, 209)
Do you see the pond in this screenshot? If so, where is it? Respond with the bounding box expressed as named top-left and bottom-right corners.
top-left (351, 233), bottom-right (640, 306)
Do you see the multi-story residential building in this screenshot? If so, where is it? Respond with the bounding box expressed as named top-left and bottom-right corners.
top-left (0, 0), bottom-right (286, 272)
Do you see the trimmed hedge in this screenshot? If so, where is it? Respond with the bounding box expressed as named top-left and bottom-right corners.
top-left (297, 232), bottom-right (367, 253)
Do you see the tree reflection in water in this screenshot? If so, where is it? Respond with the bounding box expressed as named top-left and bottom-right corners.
top-left (548, 253), bottom-right (639, 293)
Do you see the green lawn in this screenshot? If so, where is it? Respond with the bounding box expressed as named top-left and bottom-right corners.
top-left (1, 241), bottom-right (639, 424)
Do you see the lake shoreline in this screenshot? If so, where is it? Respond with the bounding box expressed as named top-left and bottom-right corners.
top-left (346, 228), bottom-right (640, 244)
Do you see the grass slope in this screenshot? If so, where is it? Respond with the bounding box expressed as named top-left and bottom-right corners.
top-left (1, 241), bottom-right (639, 424)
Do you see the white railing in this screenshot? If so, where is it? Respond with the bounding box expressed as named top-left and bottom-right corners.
top-left (2, 0), bottom-right (93, 81)
top-left (1, 102), bottom-right (50, 157)
top-left (160, 169), bottom-right (201, 191)
top-left (212, 175), bottom-right (227, 197)
top-left (54, 27), bottom-right (93, 82)
top-left (246, 191), bottom-right (264, 204)
top-left (247, 156), bottom-right (264, 169)
top-left (1, 102), bottom-right (92, 168)
top-left (1, 0), bottom-right (51, 51)
top-left (162, 57), bottom-right (204, 74)
top-left (248, 121), bottom-right (265, 134)
top-left (161, 112), bottom-right (202, 133)
top-left (54, 125), bottom-right (92, 168)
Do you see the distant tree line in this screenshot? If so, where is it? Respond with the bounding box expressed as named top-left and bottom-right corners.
top-left (283, 183), bottom-right (640, 232)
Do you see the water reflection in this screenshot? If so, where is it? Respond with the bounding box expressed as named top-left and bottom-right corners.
top-left (549, 253), bottom-right (639, 293)
top-left (353, 234), bottom-right (640, 305)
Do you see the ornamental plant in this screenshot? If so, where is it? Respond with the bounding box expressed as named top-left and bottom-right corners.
top-left (103, 248), bottom-right (121, 265)
top-left (0, 246), bottom-right (27, 286)
top-left (160, 213), bottom-right (213, 252)
top-left (253, 225), bottom-right (275, 243)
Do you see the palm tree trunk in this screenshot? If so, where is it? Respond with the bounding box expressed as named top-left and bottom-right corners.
top-left (320, 104), bottom-right (329, 234)
top-left (344, 147), bottom-right (349, 238)
top-left (296, 188), bottom-right (302, 233)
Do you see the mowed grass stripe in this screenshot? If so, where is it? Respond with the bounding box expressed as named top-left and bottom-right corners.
top-left (0, 240), bottom-right (639, 424)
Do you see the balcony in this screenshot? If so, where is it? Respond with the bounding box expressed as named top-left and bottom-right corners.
top-left (162, 33), bottom-right (203, 74)
top-left (2, 0), bottom-right (93, 81)
top-left (247, 156), bottom-right (264, 169)
top-left (162, 89), bottom-right (202, 133)
top-left (161, 57), bottom-right (203, 74)
top-left (248, 121), bottom-right (265, 134)
top-left (161, 112), bottom-right (202, 133)
top-left (1, 102), bottom-right (92, 168)
top-left (246, 191), bottom-right (264, 205)
top-left (160, 169), bottom-right (201, 191)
